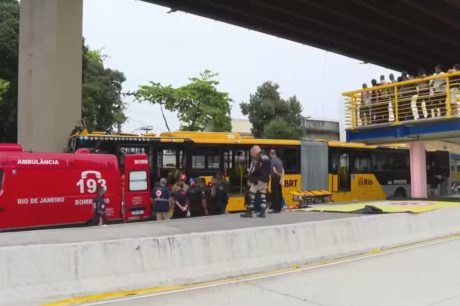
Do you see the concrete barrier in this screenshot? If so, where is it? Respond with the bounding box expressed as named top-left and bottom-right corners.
top-left (2, 207), bottom-right (460, 304)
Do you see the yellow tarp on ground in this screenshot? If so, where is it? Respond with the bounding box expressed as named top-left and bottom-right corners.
top-left (300, 200), bottom-right (460, 214)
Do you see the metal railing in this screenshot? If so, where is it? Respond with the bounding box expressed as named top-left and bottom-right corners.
top-left (343, 71), bottom-right (460, 129)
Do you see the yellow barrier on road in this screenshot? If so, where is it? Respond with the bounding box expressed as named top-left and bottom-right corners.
top-left (300, 200), bottom-right (460, 214)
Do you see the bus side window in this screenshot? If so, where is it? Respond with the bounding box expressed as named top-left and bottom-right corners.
top-left (329, 151), bottom-right (340, 174)
top-left (120, 146), bottom-right (146, 155)
top-left (160, 149), bottom-right (178, 168)
top-left (338, 153), bottom-right (350, 191)
top-left (192, 154), bottom-right (205, 169)
top-left (354, 153), bottom-right (371, 172)
top-left (371, 153), bottom-right (386, 171)
top-left (281, 147), bottom-right (300, 174)
top-left (208, 153), bottom-right (219, 169)
top-left (191, 147), bottom-right (220, 170)
top-left (386, 152), bottom-right (409, 171)
top-left (224, 149), bottom-right (233, 176)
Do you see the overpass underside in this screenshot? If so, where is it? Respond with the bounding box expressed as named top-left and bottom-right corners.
top-left (145, 0), bottom-right (460, 72)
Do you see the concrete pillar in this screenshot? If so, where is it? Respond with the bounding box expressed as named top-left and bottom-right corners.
top-left (410, 141), bottom-right (428, 198)
top-left (18, 0), bottom-right (83, 152)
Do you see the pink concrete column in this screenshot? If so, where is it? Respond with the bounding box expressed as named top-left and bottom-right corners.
top-left (410, 141), bottom-right (427, 198)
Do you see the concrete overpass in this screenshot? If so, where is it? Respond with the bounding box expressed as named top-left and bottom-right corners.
top-left (18, 0), bottom-right (460, 151)
top-left (144, 0), bottom-right (460, 73)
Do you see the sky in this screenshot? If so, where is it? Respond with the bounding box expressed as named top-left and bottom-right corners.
top-left (82, 0), bottom-right (397, 136)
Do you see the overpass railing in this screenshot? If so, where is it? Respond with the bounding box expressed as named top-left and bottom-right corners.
top-left (343, 71), bottom-right (460, 129)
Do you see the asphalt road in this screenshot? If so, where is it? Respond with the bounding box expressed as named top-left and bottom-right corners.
top-left (84, 237), bottom-right (460, 306)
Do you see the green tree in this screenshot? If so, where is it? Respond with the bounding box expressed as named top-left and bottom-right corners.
top-left (0, 0), bottom-right (19, 142)
top-left (0, 79), bottom-right (9, 97)
top-left (263, 118), bottom-right (303, 139)
top-left (135, 70), bottom-right (232, 132)
top-left (82, 45), bottom-right (127, 131)
top-left (0, 0), bottom-right (127, 140)
top-left (240, 81), bottom-right (304, 139)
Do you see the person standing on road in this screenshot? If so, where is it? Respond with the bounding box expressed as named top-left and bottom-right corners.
top-left (172, 182), bottom-right (189, 219)
top-left (151, 178), bottom-right (171, 221)
top-left (172, 174), bottom-right (189, 193)
top-left (210, 176), bottom-right (229, 215)
top-left (241, 145), bottom-right (271, 218)
top-left (187, 178), bottom-right (208, 217)
top-left (269, 149), bottom-right (284, 214)
top-left (92, 186), bottom-right (106, 226)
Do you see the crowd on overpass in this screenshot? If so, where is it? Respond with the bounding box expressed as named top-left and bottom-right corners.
top-left (355, 64), bottom-right (460, 127)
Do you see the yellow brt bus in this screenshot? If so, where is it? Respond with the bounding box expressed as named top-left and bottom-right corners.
top-left (69, 130), bottom-right (449, 211)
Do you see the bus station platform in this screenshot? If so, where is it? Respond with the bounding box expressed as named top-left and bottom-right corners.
top-left (0, 211), bottom-right (360, 247)
top-left (2, 203), bottom-right (460, 306)
top-left (302, 200), bottom-right (460, 214)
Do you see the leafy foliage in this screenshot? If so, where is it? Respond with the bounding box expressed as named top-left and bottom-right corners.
top-left (0, 0), bottom-right (127, 140)
top-left (82, 45), bottom-right (127, 131)
top-left (263, 118), bottom-right (303, 139)
top-left (0, 0), bottom-right (19, 142)
top-left (135, 70), bottom-right (232, 132)
top-left (0, 78), bottom-right (9, 98)
top-left (240, 81), bottom-right (304, 139)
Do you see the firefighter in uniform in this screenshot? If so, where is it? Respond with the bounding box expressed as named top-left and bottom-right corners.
top-left (151, 178), bottom-right (171, 221)
top-left (92, 186), bottom-right (106, 226)
top-left (241, 145), bottom-right (271, 218)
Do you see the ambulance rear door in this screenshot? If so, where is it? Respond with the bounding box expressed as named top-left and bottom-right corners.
top-left (123, 154), bottom-right (151, 221)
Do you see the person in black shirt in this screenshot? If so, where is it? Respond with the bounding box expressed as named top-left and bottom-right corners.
top-left (187, 178), bottom-right (208, 217)
top-left (210, 176), bottom-right (228, 215)
top-left (91, 186), bottom-right (106, 226)
top-left (172, 182), bottom-right (188, 219)
top-left (241, 145), bottom-right (271, 218)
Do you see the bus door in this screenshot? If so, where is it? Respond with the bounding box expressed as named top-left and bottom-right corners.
top-left (123, 154), bottom-right (151, 221)
top-left (330, 149), bottom-right (350, 192)
top-left (224, 147), bottom-right (250, 212)
top-left (225, 147), bottom-right (250, 195)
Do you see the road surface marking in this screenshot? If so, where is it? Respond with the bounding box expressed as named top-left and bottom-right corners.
top-left (43, 233), bottom-right (460, 306)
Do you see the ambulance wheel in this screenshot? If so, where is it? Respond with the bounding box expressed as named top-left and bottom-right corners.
top-left (394, 188), bottom-right (407, 198)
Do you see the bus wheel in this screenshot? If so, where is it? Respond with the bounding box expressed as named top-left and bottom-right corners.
top-left (394, 188), bottom-right (407, 198)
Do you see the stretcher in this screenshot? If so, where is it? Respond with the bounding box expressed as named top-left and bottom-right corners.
top-left (291, 190), bottom-right (333, 208)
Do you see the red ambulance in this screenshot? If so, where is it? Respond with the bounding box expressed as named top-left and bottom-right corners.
top-left (0, 144), bottom-right (152, 230)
